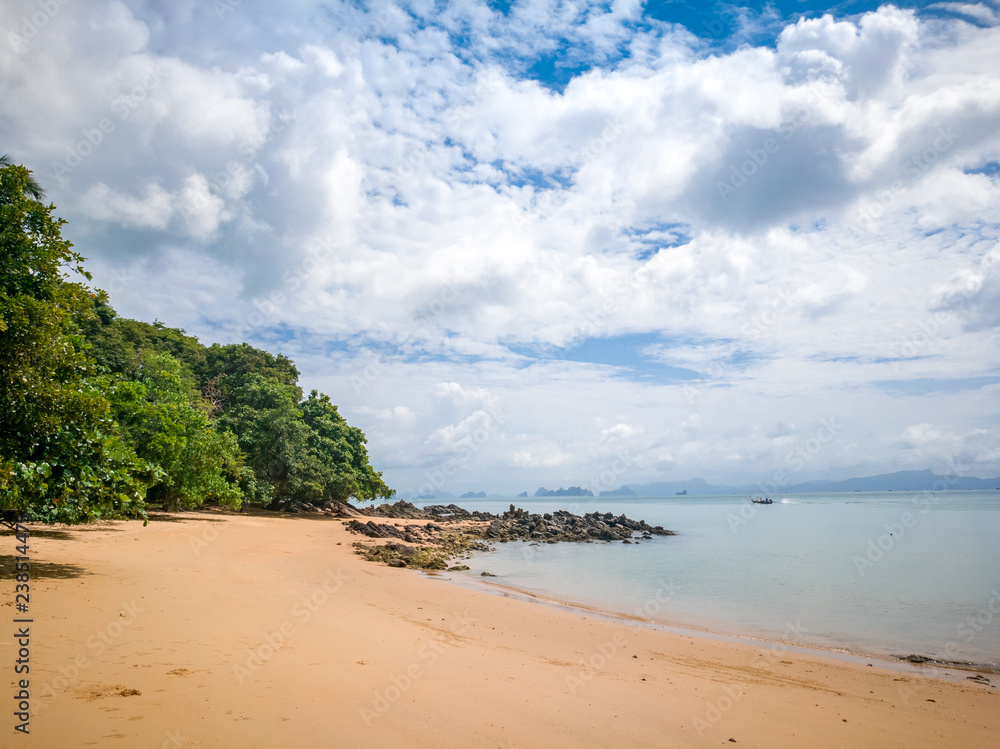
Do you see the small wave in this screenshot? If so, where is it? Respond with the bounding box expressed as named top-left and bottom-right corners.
top-left (781, 498), bottom-right (798, 504)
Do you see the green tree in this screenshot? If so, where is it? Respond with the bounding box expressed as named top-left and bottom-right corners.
top-left (301, 390), bottom-right (394, 502)
top-left (216, 375), bottom-right (395, 506)
top-left (0, 154), bottom-right (44, 200)
top-left (215, 373), bottom-right (311, 505)
top-left (0, 161), bottom-right (152, 524)
top-left (82, 302), bottom-right (207, 382)
top-left (108, 352), bottom-right (244, 511)
top-left (198, 342), bottom-right (301, 416)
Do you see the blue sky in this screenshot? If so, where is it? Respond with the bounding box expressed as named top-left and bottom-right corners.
top-left (2, 0), bottom-right (999, 495)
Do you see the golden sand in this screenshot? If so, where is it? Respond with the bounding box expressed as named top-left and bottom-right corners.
top-left (2, 511), bottom-right (996, 748)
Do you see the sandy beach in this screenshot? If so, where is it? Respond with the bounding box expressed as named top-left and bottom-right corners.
top-left (2, 511), bottom-right (997, 748)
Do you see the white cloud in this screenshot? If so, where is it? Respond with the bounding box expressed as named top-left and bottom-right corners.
top-left (927, 2), bottom-right (1000, 25)
top-left (3, 1), bottom-right (999, 492)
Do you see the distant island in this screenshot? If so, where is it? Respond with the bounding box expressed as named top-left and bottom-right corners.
top-left (598, 486), bottom-right (637, 497)
top-left (401, 469), bottom-right (999, 502)
top-left (601, 470), bottom-right (1000, 497)
top-left (534, 486), bottom-right (594, 497)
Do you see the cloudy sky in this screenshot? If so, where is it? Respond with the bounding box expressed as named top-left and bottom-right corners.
top-left (3, 0), bottom-right (999, 497)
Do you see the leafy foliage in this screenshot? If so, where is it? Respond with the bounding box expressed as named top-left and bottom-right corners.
top-left (0, 159), bottom-right (393, 523)
top-left (301, 391), bottom-right (394, 502)
top-left (108, 352), bottom-right (243, 511)
top-left (0, 163), bottom-right (153, 523)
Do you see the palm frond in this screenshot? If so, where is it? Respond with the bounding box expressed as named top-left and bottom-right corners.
top-left (0, 153), bottom-right (46, 200)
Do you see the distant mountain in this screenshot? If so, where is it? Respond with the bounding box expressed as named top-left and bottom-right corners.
top-left (599, 485), bottom-right (636, 497)
top-left (398, 488), bottom-right (455, 500)
top-left (619, 478), bottom-right (742, 496)
top-left (774, 470), bottom-right (1000, 493)
top-left (609, 470), bottom-right (1000, 496)
top-left (403, 470), bottom-right (998, 501)
top-left (535, 486), bottom-right (594, 497)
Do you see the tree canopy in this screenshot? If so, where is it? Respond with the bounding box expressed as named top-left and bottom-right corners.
top-left (0, 162), bottom-right (152, 523)
top-left (0, 159), bottom-right (393, 524)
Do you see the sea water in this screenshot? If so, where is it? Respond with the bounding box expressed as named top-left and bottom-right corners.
top-left (449, 492), bottom-right (1000, 669)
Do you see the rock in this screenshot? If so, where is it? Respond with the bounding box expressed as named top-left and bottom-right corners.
top-left (345, 520), bottom-right (408, 540)
top-left (323, 500), bottom-right (365, 517)
top-left (387, 559), bottom-right (407, 568)
top-left (474, 506), bottom-right (675, 544)
top-left (481, 571), bottom-right (496, 577)
top-left (424, 504), bottom-right (473, 519)
top-left (365, 500), bottom-right (430, 519)
top-left (448, 565), bottom-right (470, 571)
top-left (351, 504), bottom-right (676, 571)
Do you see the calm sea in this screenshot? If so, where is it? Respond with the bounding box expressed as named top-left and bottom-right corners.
top-left (446, 492), bottom-right (1000, 670)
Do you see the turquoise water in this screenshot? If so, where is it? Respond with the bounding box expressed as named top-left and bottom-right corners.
top-left (448, 492), bottom-right (1000, 669)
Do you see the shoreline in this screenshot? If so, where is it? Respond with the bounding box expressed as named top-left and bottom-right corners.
top-left (439, 571), bottom-right (1000, 682)
top-left (3, 511), bottom-right (998, 748)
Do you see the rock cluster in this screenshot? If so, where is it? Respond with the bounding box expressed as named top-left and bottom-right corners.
top-left (276, 498), bottom-right (674, 545)
top-left (269, 498), bottom-right (365, 517)
top-left (363, 500), bottom-right (431, 519)
top-left (334, 500), bottom-right (675, 569)
top-left (479, 505), bottom-right (674, 543)
top-left (345, 519), bottom-right (443, 543)
top-left (423, 504), bottom-right (496, 521)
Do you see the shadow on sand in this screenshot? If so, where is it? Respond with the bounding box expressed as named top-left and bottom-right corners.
top-left (0, 555), bottom-right (91, 579)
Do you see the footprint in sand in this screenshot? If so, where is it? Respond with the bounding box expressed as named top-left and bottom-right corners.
top-left (75, 684), bottom-right (142, 701)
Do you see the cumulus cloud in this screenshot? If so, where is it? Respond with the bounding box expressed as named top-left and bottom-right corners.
top-left (2, 0), bottom-right (999, 491)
